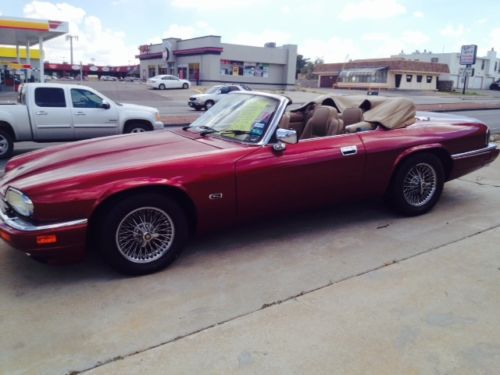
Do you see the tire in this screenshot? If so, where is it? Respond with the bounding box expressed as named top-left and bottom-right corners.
top-left (0, 129), bottom-right (14, 159)
top-left (204, 100), bottom-right (214, 110)
top-left (159, 84), bottom-right (166, 90)
top-left (124, 122), bottom-right (150, 133)
top-left (387, 153), bottom-right (444, 216)
top-left (98, 193), bottom-right (189, 275)
top-left (182, 83), bottom-right (189, 89)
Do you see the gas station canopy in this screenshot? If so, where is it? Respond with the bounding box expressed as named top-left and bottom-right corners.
top-left (0, 16), bottom-right (68, 83)
top-left (0, 16), bottom-right (68, 45)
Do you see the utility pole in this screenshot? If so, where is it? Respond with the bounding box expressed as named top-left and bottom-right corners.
top-left (66, 34), bottom-right (78, 65)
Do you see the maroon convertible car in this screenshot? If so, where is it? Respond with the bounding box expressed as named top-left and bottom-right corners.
top-left (0, 92), bottom-right (498, 274)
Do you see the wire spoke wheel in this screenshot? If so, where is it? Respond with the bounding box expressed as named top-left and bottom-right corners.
top-left (115, 207), bottom-right (175, 264)
top-left (402, 162), bottom-right (437, 207)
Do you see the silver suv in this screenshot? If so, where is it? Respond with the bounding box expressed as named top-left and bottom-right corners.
top-left (188, 84), bottom-right (252, 110)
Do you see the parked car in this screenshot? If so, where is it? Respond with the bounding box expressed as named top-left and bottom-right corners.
top-left (0, 82), bottom-right (164, 158)
top-left (188, 84), bottom-right (252, 110)
top-left (490, 79), bottom-right (500, 90)
top-left (146, 75), bottom-right (190, 90)
top-left (101, 75), bottom-right (118, 81)
top-left (0, 92), bottom-right (497, 275)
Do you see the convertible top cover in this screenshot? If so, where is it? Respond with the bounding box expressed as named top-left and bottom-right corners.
top-left (299, 95), bottom-right (417, 129)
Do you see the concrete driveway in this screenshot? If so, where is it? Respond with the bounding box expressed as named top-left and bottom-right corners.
top-left (1, 146), bottom-right (499, 374)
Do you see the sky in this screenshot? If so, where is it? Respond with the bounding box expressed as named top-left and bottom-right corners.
top-left (1, 0), bottom-right (500, 66)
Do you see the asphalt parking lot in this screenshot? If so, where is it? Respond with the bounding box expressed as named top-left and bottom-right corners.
top-left (1, 82), bottom-right (500, 373)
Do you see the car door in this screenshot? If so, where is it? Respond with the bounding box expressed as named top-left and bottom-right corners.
top-left (70, 87), bottom-right (120, 139)
top-left (168, 76), bottom-right (181, 88)
top-left (235, 133), bottom-right (366, 220)
top-left (30, 86), bottom-right (74, 141)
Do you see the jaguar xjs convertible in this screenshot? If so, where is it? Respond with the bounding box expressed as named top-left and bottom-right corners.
top-left (0, 92), bottom-right (498, 274)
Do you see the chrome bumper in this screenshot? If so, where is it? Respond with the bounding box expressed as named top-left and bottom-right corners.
top-left (451, 142), bottom-right (498, 160)
top-left (0, 209), bottom-right (87, 232)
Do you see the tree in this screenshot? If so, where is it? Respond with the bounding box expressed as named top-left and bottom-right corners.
top-left (296, 54), bottom-right (310, 78)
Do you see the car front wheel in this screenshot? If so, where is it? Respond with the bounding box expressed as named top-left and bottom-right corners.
top-left (387, 153), bottom-right (444, 216)
top-left (182, 83), bottom-right (188, 89)
top-left (204, 100), bottom-right (214, 110)
top-left (159, 84), bottom-right (166, 90)
top-left (98, 193), bottom-right (188, 275)
top-left (124, 122), bottom-right (150, 133)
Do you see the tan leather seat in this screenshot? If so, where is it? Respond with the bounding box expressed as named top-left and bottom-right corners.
top-left (278, 112), bottom-right (291, 129)
top-left (342, 107), bottom-right (363, 126)
top-left (300, 106), bottom-right (343, 140)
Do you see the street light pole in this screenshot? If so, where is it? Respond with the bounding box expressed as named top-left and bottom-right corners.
top-left (66, 34), bottom-right (78, 65)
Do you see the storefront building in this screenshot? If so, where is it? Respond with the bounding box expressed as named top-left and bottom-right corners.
top-left (315, 58), bottom-right (449, 91)
top-left (137, 36), bottom-right (297, 89)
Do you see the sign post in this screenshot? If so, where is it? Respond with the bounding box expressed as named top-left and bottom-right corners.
top-left (459, 44), bottom-right (477, 94)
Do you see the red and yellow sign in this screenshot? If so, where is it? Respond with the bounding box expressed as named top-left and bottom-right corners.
top-left (0, 18), bottom-right (49, 32)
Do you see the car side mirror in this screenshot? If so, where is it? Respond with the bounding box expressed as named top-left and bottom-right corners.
top-left (101, 101), bottom-right (111, 109)
top-left (273, 128), bottom-right (297, 152)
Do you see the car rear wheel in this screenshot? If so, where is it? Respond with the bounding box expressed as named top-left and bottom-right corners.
top-left (159, 84), bottom-right (166, 90)
top-left (124, 122), bottom-right (150, 133)
top-left (182, 83), bottom-right (188, 89)
top-left (387, 153), bottom-right (444, 216)
top-left (0, 129), bottom-right (14, 159)
top-left (205, 100), bottom-right (214, 110)
top-left (98, 193), bottom-right (188, 275)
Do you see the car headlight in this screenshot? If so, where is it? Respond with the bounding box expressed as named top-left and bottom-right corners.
top-left (5, 187), bottom-right (34, 217)
top-left (155, 112), bottom-right (161, 122)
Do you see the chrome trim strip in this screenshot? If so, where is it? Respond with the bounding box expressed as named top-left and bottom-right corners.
top-left (451, 143), bottom-right (498, 160)
top-left (0, 209), bottom-right (87, 232)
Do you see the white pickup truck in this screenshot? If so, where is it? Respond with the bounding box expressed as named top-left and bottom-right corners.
top-left (0, 83), bottom-right (164, 158)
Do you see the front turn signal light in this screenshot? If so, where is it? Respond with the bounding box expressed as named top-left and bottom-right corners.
top-left (37, 234), bottom-right (57, 245)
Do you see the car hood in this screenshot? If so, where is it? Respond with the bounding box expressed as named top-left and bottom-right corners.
top-left (120, 102), bottom-right (157, 114)
top-left (1, 130), bottom-right (222, 191)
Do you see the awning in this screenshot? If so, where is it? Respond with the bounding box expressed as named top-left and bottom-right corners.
top-left (338, 67), bottom-right (388, 78)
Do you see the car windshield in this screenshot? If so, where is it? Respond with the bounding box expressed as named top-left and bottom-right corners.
top-left (206, 85), bottom-right (223, 94)
top-left (188, 93), bottom-right (279, 143)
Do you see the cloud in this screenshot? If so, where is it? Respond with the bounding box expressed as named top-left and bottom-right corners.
top-left (170, 0), bottom-right (266, 11)
top-left (413, 11), bottom-right (424, 18)
top-left (339, 0), bottom-right (406, 21)
top-left (148, 21), bottom-right (218, 44)
top-left (227, 30), bottom-right (292, 47)
top-left (299, 36), bottom-right (361, 62)
top-left (23, 1), bottom-right (136, 65)
top-left (490, 28), bottom-right (500, 51)
top-left (440, 24), bottom-right (465, 38)
top-left (360, 31), bottom-right (430, 58)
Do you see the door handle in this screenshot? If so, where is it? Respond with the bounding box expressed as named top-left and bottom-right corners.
top-left (74, 112), bottom-right (86, 116)
top-left (341, 145), bottom-right (358, 156)
top-left (35, 111), bottom-right (48, 115)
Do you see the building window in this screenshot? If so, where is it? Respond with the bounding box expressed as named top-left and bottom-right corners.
top-left (471, 68), bottom-right (475, 77)
top-left (495, 62), bottom-right (498, 71)
top-left (417, 75), bottom-right (423, 83)
top-left (406, 74), bottom-right (413, 82)
top-left (337, 68), bottom-right (388, 84)
top-left (431, 57), bottom-right (439, 63)
top-left (481, 60), bottom-right (485, 70)
top-left (426, 76), bottom-right (433, 83)
top-left (220, 60), bottom-right (269, 78)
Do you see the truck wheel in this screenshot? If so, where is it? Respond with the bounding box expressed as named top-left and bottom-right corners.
top-left (387, 153), bottom-right (444, 216)
top-left (98, 193), bottom-right (189, 275)
top-left (124, 122), bottom-right (150, 133)
top-left (0, 129), bottom-right (13, 159)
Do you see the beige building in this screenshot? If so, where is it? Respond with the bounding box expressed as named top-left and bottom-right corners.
top-left (314, 58), bottom-right (449, 91)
